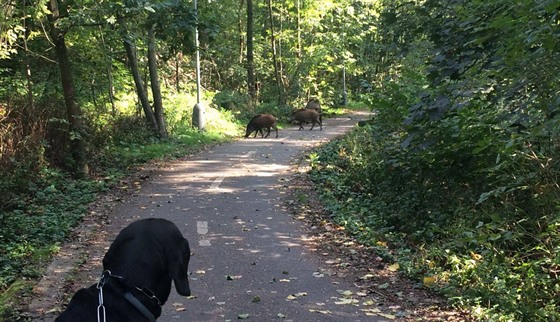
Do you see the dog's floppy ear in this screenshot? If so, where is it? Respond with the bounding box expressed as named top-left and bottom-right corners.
top-left (169, 237), bottom-right (191, 296)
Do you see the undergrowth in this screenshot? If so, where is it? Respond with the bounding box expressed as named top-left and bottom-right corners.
top-left (310, 123), bottom-right (560, 322)
top-left (0, 98), bottom-right (242, 318)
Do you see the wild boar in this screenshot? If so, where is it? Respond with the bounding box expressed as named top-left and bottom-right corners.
top-left (305, 98), bottom-right (322, 123)
top-left (292, 109), bottom-right (322, 131)
top-left (245, 114), bottom-right (279, 138)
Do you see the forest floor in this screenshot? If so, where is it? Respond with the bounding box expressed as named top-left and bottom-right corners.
top-left (283, 163), bottom-right (472, 321)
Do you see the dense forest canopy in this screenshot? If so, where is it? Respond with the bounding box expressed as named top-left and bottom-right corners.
top-left (1, 0), bottom-right (559, 320)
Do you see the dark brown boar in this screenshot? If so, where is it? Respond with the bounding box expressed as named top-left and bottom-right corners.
top-left (291, 109), bottom-right (322, 131)
top-left (305, 98), bottom-right (323, 123)
top-left (245, 114), bottom-right (279, 138)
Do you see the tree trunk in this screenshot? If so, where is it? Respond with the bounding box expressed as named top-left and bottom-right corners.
top-left (22, 0), bottom-right (34, 136)
top-left (267, 0), bottom-right (285, 104)
top-left (296, 0), bottom-right (301, 59)
top-left (47, 0), bottom-right (88, 177)
top-left (246, 0), bottom-right (256, 102)
top-left (238, 0), bottom-right (245, 64)
top-left (120, 21), bottom-right (158, 134)
top-left (99, 26), bottom-right (116, 115)
top-left (147, 23), bottom-right (167, 138)
top-left (175, 53), bottom-right (182, 92)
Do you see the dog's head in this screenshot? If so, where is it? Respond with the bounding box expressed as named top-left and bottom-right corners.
top-left (103, 218), bottom-right (191, 297)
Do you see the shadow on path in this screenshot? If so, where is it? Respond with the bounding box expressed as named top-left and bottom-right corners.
top-left (29, 113), bottom-right (383, 322)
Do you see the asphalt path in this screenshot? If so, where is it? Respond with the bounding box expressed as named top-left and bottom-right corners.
top-left (35, 113), bottom-right (382, 322)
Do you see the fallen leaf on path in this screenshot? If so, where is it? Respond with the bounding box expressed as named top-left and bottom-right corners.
top-left (277, 313), bottom-right (286, 318)
top-left (378, 312), bottom-right (396, 319)
top-left (173, 302), bottom-right (186, 312)
top-left (388, 263), bottom-right (400, 271)
top-left (309, 309), bottom-right (332, 314)
top-left (362, 299), bottom-right (375, 306)
top-left (287, 292), bottom-right (307, 300)
top-left (361, 308), bottom-right (381, 316)
top-left (334, 298), bottom-right (359, 305)
top-left (238, 313), bottom-right (250, 319)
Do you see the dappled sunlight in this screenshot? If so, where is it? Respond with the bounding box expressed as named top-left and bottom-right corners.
top-left (138, 116), bottom-right (371, 321)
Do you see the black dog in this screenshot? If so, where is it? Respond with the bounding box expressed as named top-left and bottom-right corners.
top-left (56, 218), bottom-right (191, 322)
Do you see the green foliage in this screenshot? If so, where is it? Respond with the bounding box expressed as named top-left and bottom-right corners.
top-left (308, 0), bottom-right (560, 320)
top-left (0, 92), bottom-right (238, 314)
top-left (2, 0), bottom-right (559, 319)
top-left (0, 168), bottom-right (103, 290)
top-left (213, 90), bottom-right (251, 112)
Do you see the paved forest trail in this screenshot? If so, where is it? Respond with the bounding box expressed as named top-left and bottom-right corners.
top-left (27, 112), bottom-right (463, 322)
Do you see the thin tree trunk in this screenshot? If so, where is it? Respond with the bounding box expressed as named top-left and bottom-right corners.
top-left (175, 53), bottom-right (182, 92)
top-left (147, 23), bottom-right (167, 138)
top-left (246, 0), bottom-right (256, 103)
top-left (278, 4), bottom-right (284, 87)
top-left (267, 0), bottom-right (284, 104)
top-left (47, 0), bottom-right (88, 177)
top-left (22, 0), bottom-right (34, 136)
top-left (119, 19), bottom-right (158, 134)
top-left (99, 26), bottom-right (116, 115)
top-left (238, 0), bottom-right (245, 64)
top-left (297, 0), bottom-right (301, 59)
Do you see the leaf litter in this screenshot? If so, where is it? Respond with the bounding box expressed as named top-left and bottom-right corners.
top-left (284, 165), bottom-right (473, 321)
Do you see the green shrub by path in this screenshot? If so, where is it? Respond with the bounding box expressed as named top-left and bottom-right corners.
top-left (310, 123), bottom-right (560, 322)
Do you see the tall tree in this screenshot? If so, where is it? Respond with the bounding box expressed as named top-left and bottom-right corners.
top-left (246, 0), bottom-right (256, 102)
top-left (47, 0), bottom-right (87, 176)
top-left (267, 0), bottom-right (285, 104)
top-left (147, 22), bottom-right (167, 138)
top-left (119, 16), bottom-right (159, 134)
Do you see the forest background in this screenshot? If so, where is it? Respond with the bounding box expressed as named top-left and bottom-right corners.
top-left (1, 0), bottom-right (559, 321)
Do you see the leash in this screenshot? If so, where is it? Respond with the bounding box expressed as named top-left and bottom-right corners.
top-left (96, 270), bottom-right (158, 322)
top-left (97, 271), bottom-right (117, 322)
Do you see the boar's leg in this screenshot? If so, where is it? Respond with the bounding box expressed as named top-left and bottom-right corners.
top-left (264, 127), bottom-right (271, 138)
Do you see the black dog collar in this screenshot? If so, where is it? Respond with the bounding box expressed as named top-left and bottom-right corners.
top-left (123, 291), bottom-right (156, 322)
top-left (97, 270), bottom-right (157, 322)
